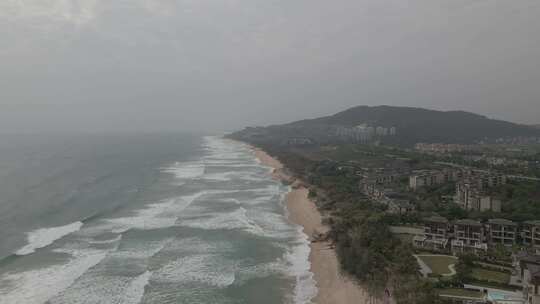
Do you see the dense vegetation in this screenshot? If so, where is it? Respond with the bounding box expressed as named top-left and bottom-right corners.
top-left (498, 180), bottom-right (540, 222)
top-left (263, 145), bottom-right (447, 304)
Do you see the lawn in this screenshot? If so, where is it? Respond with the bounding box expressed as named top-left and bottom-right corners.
top-left (471, 267), bottom-right (510, 284)
top-left (437, 288), bottom-right (483, 299)
top-left (417, 255), bottom-right (458, 276)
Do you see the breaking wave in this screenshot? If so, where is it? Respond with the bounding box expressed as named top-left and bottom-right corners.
top-left (2, 136), bottom-right (317, 304)
top-left (15, 221), bottom-right (84, 256)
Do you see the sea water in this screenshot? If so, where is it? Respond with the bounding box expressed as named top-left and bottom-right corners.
top-left (0, 134), bottom-right (316, 304)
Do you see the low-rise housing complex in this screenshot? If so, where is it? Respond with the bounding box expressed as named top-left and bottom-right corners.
top-left (358, 168), bottom-right (404, 185)
top-left (477, 172), bottom-right (507, 189)
top-left (452, 170), bottom-right (506, 212)
top-left (413, 215), bottom-right (450, 250)
top-left (335, 124), bottom-right (397, 143)
top-left (283, 137), bottom-right (314, 146)
top-left (515, 252), bottom-right (540, 304)
top-left (413, 216), bottom-right (540, 254)
top-left (360, 170), bottom-right (414, 215)
top-left (487, 218), bottom-right (518, 246)
top-left (361, 182), bottom-right (415, 215)
top-left (387, 199), bottom-right (415, 215)
top-left (409, 169), bottom-right (462, 190)
top-left (523, 221), bottom-right (540, 253)
top-left (452, 219), bottom-right (488, 254)
top-left (414, 143), bottom-right (474, 154)
top-left (455, 180), bottom-right (502, 212)
top-left (524, 266), bottom-right (540, 304)
top-left (408, 169), bottom-right (507, 212)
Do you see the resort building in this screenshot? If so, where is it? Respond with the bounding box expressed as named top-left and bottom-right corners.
top-left (524, 265), bottom-right (540, 304)
top-left (454, 180), bottom-right (502, 212)
top-left (409, 169), bottom-right (460, 190)
top-left (360, 181), bottom-right (386, 200)
top-left (451, 219), bottom-right (488, 254)
top-left (335, 124), bottom-right (397, 144)
top-left (409, 171), bottom-right (443, 190)
top-left (523, 221), bottom-right (540, 253)
top-left (372, 172), bottom-right (401, 185)
top-left (414, 215), bottom-right (450, 250)
top-left (478, 173), bottom-right (507, 190)
top-left (486, 219), bottom-right (518, 246)
top-left (459, 170), bottom-right (508, 190)
top-left (386, 199), bottom-right (414, 215)
top-left (359, 168), bottom-right (405, 186)
top-left (283, 137), bottom-right (314, 146)
top-left (516, 252), bottom-right (540, 304)
top-left (414, 143), bottom-right (471, 154)
top-left (360, 179), bottom-right (413, 215)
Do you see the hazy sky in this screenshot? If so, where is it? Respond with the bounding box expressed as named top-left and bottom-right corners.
top-left (1, 0), bottom-right (539, 133)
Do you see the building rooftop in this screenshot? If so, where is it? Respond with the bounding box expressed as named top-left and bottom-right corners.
top-left (392, 199), bottom-right (412, 208)
top-left (454, 219), bottom-right (483, 227)
top-left (424, 215), bottom-right (449, 224)
top-left (517, 251), bottom-right (540, 265)
top-left (527, 264), bottom-right (540, 280)
top-left (488, 218), bottom-right (517, 226)
top-left (524, 220), bottom-right (540, 226)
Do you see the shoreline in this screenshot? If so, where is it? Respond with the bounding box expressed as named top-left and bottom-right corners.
top-left (253, 148), bottom-right (373, 304)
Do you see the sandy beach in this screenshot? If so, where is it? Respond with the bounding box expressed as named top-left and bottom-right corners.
top-left (254, 148), bottom-right (375, 304)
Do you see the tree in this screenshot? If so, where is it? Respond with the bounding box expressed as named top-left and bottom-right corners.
top-left (454, 254), bottom-right (475, 283)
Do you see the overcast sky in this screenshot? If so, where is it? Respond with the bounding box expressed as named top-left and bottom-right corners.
top-left (1, 0), bottom-right (539, 133)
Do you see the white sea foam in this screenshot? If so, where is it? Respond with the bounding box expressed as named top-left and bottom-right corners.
top-left (48, 269), bottom-right (152, 304)
top-left (103, 192), bottom-right (206, 233)
top-left (15, 221), bottom-right (84, 256)
top-left (162, 161), bottom-right (205, 180)
top-left (3, 136), bottom-right (315, 304)
top-left (152, 254), bottom-right (236, 288)
top-left (202, 160), bottom-right (260, 167)
top-left (110, 238), bottom-right (171, 260)
top-left (202, 137), bottom-right (250, 161)
top-left (202, 171), bottom-right (265, 182)
top-left (248, 209), bottom-right (297, 239)
top-left (0, 248), bottom-right (108, 304)
top-left (200, 171), bottom-right (235, 181)
top-left (232, 260), bottom-right (285, 286)
top-left (190, 137), bottom-right (318, 303)
top-left (160, 237), bottom-right (234, 257)
top-left (88, 234), bottom-right (122, 245)
top-left (123, 271), bottom-right (152, 304)
top-left (283, 227), bottom-right (318, 304)
top-left (178, 206), bottom-right (266, 236)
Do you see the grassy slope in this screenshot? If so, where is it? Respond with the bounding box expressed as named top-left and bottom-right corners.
top-left (417, 255), bottom-right (458, 276)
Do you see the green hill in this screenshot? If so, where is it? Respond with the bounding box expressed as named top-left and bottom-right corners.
top-left (230, 105), bottom-right (539, 146)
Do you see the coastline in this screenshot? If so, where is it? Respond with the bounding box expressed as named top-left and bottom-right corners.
top-left (254, 148), bottom-right (373, 304)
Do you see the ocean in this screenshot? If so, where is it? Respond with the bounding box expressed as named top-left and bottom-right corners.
top-left (0, 133), bottom-right (316, 304)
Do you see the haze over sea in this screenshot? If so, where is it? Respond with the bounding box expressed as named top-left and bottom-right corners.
top-left (0, 133), bottom-right (315, 304)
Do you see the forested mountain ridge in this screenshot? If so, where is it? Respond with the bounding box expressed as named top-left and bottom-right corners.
top-left (230, 105), bottom-right (539, 146)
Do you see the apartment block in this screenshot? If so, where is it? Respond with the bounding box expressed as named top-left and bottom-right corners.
top-left (409, 169), bottom-right (458, 190)
top-left (414, 215), bottom-right (450, 250)
top-left (454, 180), bottom-right (502, 212)
top-left (451, 219), bottom-right (488, 254)
top-left (516, 252), bottom-right (540, 304)
top-left (487, 218), bottom-right (517, 246)
top-left (523, 221), bottom-right (540, 252)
